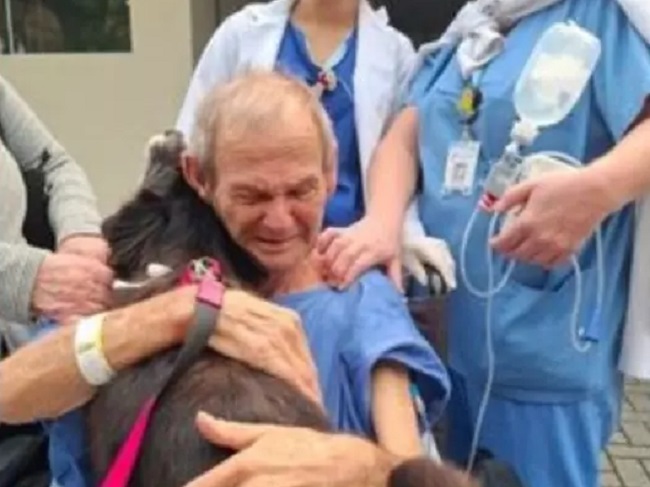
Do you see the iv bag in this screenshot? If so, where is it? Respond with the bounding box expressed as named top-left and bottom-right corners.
top-left (514, 22), bottom-right (601, 128)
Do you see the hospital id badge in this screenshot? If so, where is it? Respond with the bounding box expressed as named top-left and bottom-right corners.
top-left (443, 138), bottom-right (480, 195)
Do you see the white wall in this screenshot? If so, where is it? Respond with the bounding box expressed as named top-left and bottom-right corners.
top-left (2, 0), bottom-right (218, 215)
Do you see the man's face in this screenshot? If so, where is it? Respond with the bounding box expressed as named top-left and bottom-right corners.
top-left (209, 118), bottom-right (333, 274)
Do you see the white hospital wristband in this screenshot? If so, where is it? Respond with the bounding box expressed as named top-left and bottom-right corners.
top-left (74, 313), bottom-right (116, 386)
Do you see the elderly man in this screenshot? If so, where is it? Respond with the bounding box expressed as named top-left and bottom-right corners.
top-left (3, 71), bottom-right (449, 487)
top-left (178, 71), bottom-right (449, 454)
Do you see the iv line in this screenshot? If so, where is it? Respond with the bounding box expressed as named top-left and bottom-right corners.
top-left (461, 150), bottom-right (605, 472)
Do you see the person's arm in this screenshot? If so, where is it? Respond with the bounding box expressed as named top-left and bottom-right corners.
top-left (349, 272), bottom-right (450, 442)
top-left (0, 242), bottom-right (50, 324)
top-left (587, 118), bottom-right (650, 208)
top-left (184, 415), bottom-right (401, 487)
top-left (0, 76), bottom-right (102, 242)
top-left (389, 35), bottom-right (431, 243)
top-left (0, 241), bottom-right (113, 325)
top-left (366, 107), bottom-right (420, 239)
top-left (185, 415), bottom-right (476, 487)
top-left (0, 285), bottom-right (194, 423)
top-left (372, 361), bottom-right (422, 458)
top-left (0, 285), bottom-right (320, 423)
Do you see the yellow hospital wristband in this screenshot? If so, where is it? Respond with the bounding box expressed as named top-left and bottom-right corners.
top-left (74, 313), bottom-right (115, 386)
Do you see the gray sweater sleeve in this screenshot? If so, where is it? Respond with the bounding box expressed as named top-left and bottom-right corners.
top-left (0, 76), bottom-right (102, 241)
top-left (0, 243), bottom-right (49, 325)
top-left (0, 76), bottom-right (102, 324)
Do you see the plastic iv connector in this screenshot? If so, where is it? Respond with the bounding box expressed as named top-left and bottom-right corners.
top-left (461, 22), bottom-right (604, 473)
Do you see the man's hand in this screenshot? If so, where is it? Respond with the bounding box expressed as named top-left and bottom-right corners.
top-left (184, 414), bottom-right (398, 487)
top-left (210, 290), bottom-right (322, 407)
top-left (58, 234), bottom-right (110, 263)
top-left (31, 253), bottom-right (113, 322)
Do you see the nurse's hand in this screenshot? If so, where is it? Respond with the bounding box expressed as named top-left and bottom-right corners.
top-left (490, 168), bottom-right (617, 267)
top-left (184, 413), bottom-right (400, 487)
top-left (317, 217), bottom-right (402, 290)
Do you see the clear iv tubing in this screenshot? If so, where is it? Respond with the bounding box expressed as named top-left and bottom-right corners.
top-left (460, 150), bottom-right (605, 471)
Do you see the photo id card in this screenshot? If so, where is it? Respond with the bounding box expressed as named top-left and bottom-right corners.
top-left (443, 139), bottom-right (480, 195)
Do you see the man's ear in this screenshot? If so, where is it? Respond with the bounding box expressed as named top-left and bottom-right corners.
top-left (180, 153), bottom-right (210, 201)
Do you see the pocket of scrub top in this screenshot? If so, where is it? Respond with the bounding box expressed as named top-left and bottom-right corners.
top-left (490, 265), bottom-right (602, 396)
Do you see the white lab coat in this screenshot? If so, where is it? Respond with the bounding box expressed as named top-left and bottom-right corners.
top-left (175, 0), bottom-right (426, 239)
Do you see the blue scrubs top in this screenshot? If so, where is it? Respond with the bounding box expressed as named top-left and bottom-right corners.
top-left (276, 22), bottom-right (365, 228)
top-left (39, 271), bottom-right (450, 487)
top-left (408, 0), bottom-right (650, 403)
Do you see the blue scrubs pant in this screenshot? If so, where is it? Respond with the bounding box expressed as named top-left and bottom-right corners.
top-left (446, 369), bottom-right (624, 487)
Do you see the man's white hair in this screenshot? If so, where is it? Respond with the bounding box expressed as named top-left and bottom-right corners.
top-left (188, 71), bottom-right (337, 179)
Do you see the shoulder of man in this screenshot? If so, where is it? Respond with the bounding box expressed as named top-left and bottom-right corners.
top-left (352, 269), bottom-right (406, 304)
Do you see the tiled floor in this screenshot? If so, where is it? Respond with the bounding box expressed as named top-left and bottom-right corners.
top-left (602, 379), bottom-right (650, 486)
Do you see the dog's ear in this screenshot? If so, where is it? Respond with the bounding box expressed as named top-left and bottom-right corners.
top-left (146, 130), bottom-right (186, 168)
top-left (141, 130), bottom-right (186, 197)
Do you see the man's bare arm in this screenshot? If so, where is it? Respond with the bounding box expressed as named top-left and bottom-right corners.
top-left (0, 286), bottom-right (194, 423)
top-left (0, 284), bottom-right (319, 424)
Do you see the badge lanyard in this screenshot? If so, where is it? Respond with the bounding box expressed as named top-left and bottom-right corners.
top-left (442, 70), bottom-right (485, 196)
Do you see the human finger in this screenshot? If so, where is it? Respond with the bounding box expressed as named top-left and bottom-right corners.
top-left (330, 243), bottom-right (366, 284)
top-left (490, 218), bottom-right (530, 255)
top-left (316, 227), bottom-right (344, 254)
top-left (492, 181), bottom-right (535, 213)
top-left (335, 249), bottom-right (380, 290)
top-left (196, 413), bottom-right (274, 450)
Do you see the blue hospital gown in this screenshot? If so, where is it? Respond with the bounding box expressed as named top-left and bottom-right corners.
top-left (275, 270), bottom-right (450, 436)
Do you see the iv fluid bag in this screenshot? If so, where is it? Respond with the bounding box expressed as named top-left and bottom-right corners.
top-left (514, 22), bottom-right (601, 128)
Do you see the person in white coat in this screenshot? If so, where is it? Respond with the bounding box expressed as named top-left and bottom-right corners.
top-left (176, 0), bottom-right (456, 292)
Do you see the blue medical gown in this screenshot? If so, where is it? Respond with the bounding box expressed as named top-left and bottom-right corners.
top-left (409, 0), bottom-right (650, 403)
top-left (275, 270), bottom-right (450, 435)
top-left (276, 23), bottom-right (365, 228)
